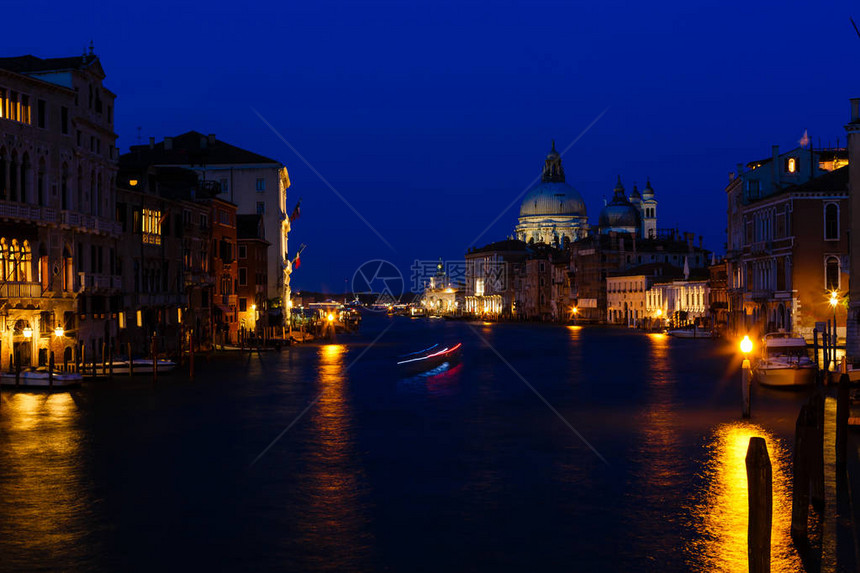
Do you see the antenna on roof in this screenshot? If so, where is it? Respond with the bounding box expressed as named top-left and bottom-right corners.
top-left (137, 126), bottom-right (142, 144)
top-left (88, 40), bottom-right (94, 56)
top-left (851, 17), bottom-right (860, 39)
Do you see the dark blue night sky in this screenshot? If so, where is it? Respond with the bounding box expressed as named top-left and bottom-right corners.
top-left (10, 0), bottom-right (859, 291)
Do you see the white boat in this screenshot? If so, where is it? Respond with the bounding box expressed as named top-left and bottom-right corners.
top-left (82, 358), bottom-right (177, 377)
top-left (0, 368), bottom-right (82, 388)
top-left (755, 333), bottom-right (816, 387)
top-left (667, 325), bottom-right (714, 339)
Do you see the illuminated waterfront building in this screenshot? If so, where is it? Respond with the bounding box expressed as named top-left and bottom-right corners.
top-left (0, 50), bottom-right (122, 369)
top-left (464, 239), bottom-right (529, 319)
top-left (724, 144), bottom-right (849, 339)
top-left (420, 260), bottom-right (460, 316)
top-left (121, 133), bottom-right (292, 316)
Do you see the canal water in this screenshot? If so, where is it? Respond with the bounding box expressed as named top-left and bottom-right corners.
top-left (0, 313), bottom-right (812, 572)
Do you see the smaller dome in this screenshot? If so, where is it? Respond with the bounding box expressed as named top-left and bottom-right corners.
top-left (630, 183), bottom-right (641, 199)
top-left (599, 176), bottom-right (640, 230)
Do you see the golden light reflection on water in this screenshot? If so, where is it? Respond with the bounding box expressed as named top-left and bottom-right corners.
top-left (689, 422), bottom-right (800, 573)
top-left (294, 344), bottom-right (372, 570)
top-left (0, 391), bottom-right (95, 566)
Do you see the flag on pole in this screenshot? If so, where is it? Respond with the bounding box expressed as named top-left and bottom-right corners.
top-left (293, 251), bottom-right (301, 269)
top-left (799, 129), bottom-right (810, 148)
top-left (289, 198), bottom-right (302, 223)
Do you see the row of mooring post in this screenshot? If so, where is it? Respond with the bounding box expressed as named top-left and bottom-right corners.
top-left (747, 373), bottom-right (853, 571)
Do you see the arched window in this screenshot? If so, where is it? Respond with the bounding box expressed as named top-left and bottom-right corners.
top-left (61, 163), bottom-right (69, 210)
top-left (77, 166), bottom-right (83, 211)
top-left (0, 238), bottom-right (7, 282)
top-left (37, 157), bottom-right (45, 207)
top-left (826, 256), bottom-right (840, 291)
top-left (9, 240), bottom-right (19, 282)
top-left (21, 240), bottom-right (31, 282)
top-left (9, 151), bottom-right (17, 201)
top-left (20, 153), bottom-right (29, 203)
top-left (825, 203), bottom-right (839, 240)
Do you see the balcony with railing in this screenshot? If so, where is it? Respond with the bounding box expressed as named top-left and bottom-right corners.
top-left (77, 272), bottom-right (122, 292)
top-left (0, 282), bottom-right (43, 298)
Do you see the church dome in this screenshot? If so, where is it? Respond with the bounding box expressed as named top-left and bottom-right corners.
top-left (518, 141), bottom-right (587, 218)
top-left (599, 176), bottom-right (640, 230)
top-left (519, 181), bottom-right (587, 217)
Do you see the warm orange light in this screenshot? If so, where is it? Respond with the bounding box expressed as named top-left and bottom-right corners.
top-left (740, 335), bottom-right (753, 355)
top-left (571, 306), bottom-right (579, 315)
top-left (829, 290), bottom-right (839, 308)
top-left (129, 179), bottom-right (139, 187)
top-left (54, 326), bottom-right (64, 337)
top-left (327, 313), bottom-right (335, 322)
top-left (22, 326), bottom-right (32, 339)
top-left (655, 309), bottom-right (663, 317)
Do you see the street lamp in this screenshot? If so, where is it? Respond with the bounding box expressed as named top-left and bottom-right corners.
top-left (54, 326), bottom-right (64, 338)
top-left (829, 290), bottom-right (840, 371)
top-left (22, 326), bottom-right (32, 339)
top-left (740, 334), bottom-right (753, 356)
top-left (740, 334), bottom-right (753, 417)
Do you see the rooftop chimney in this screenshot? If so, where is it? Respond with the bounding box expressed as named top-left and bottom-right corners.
top-left (164, 137), bottom-right (173, 151)
top-left (208, 133), bottom-right (216, 145)
top-left (852, 98), bottom-right (860, 123)
top-left (149, 137), bottom-right (155, 150)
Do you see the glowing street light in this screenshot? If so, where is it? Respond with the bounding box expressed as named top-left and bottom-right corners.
top-left (327, 313), bottom-right (335, 323)
top-left (54, 326), bottom-right (64, 338)
top-left (740, 335), bottom-right (753, 356)
top-left (22, 326), bottom-right (32, 339)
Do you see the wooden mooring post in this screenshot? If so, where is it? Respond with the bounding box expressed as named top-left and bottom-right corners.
top-left (189, 329), bottom-right (195, 380)
top-left (836, 373), bottom-right (850, 470)
top-left (791, 404), bottom-right (812, 542)
top-left (742, 358), bottom-right (752, 418)
top-left (747, 436), bottom-right (772, 573)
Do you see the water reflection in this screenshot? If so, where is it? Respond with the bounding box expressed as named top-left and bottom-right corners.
top-left (0, 391), bottom-right (99, 569)
top-left (689, 422), bottom-right (800, 572)
top-left (292, 344), bottom-right (373, 570)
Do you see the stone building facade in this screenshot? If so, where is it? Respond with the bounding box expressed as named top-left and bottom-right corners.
top-left (0, 52), bottom-right (122, 369)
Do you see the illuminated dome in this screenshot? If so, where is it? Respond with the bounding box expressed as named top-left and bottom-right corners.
top-left (515, 142), bottom-right (589, 245)
top-left (519, 181), bottom-right (587, 217)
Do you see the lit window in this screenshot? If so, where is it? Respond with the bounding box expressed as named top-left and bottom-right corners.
top-left (142, 208), bottom-right (162, 245)
top-left (787, 157), bottom-right (797, 173)
top-left (475, 278), bottom-right (485, 296)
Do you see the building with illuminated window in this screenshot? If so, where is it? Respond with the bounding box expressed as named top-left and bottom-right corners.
top-left (237, 214), bottom-right (269, 338)
top-left (464, 240), bottom-right (530, 319)
top-left (122, 132), bottom-right (292, 319)
top-left (724, 144), bottom-right (849, 340)
top-left (116, 165), bottom-right (210, 353)
top-left (0, 50), bottom-right (122, 369)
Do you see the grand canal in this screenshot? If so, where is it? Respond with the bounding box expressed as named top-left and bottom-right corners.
top-left (0, 313), bottom-right (812, 572)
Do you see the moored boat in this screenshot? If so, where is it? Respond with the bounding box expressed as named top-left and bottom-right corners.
top-left (0, 368), bottom-right (82, 388)
top-left (754, 333), bottom-right (816, 388)
top-left (81, 358), bottom-right (177, 377)
top-left (667, 325), bottom-right (714, 339)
